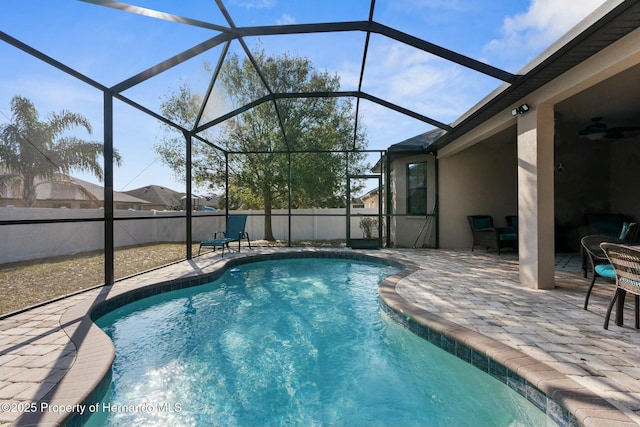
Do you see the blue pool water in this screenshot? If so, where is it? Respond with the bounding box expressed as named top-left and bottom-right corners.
top-left (89, 258), bottom-right (555, 426)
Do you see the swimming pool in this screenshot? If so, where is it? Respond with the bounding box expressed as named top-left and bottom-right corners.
top-left (88, 257), bottom-right (556, 426)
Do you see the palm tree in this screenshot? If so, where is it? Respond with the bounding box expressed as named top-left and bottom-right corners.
top-left (0, 95), bottom-right (121, 207)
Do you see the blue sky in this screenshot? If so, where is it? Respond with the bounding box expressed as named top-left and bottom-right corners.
top-left (0, 0), bottom-right (606, 195)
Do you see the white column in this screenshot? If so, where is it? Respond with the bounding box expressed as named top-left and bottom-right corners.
top-left (517, 103), bottom-right (555, 290)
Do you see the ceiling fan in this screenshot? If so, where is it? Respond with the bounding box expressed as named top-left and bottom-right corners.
top-left (578, 117), bottom-right (640, 140)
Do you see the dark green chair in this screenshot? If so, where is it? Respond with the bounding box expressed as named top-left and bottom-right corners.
top-left (467, 215), bottom-right (517, 255)
top-left (199, 214), bottom-right (251, 256)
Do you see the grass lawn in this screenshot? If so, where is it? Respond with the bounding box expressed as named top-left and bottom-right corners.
top-left (0, 240), bottom-right (345, 316)
top-left (0, 243), bottom-right (198, 316)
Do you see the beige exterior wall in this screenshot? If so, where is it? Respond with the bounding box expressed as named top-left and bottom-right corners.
top-left (438, 138), bottom-right (518, 249)
top-left (389, 154), bottom-right (437, 248)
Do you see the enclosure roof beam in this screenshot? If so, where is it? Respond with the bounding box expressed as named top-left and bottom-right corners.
top-left (352, 0), bottom-right (376, 150)
top-left (232, 22), bottom-right (518, 84)
top-left (194, 91), bottom-right (452, 134)
top-left (194, 40), bottom-right (232, 132)
top-left (193, 133), bottom-right (227, 153)
top-left (215, 0), bottom-right (291, 151)
top-left (79, 0), bottom-right (230, 31)
top-left (111, 32), bottom-right (232, 93)
top-left (86, 0), bottom-right (516, 138)
top-left (0, 31), bottom-right (109, 93)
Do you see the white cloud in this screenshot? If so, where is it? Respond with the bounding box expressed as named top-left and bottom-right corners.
top-left (228, 0), bottom-right (276, 9)
top-left (362, 42), bottom-right (475, 119)
top-left (276, 13), bottom-right (295, 25)
top-left (353, 40), bottom-right (498, 150)
top-left (484, 0), bottom-right (607, 60)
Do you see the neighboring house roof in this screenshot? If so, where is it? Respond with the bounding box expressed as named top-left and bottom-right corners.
top-left (0, 174), bottom-right (151, 205)
top-left (38, 176), bottom-right (150, 204)
top-left (124, 185), bottom-right (185, 209)
top-left (361, 187), bottom-right (379, 200)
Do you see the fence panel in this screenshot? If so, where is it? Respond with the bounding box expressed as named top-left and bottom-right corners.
top-left (1, 207), bottom-right (377, 263)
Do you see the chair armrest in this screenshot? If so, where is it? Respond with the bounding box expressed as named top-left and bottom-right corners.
top-left (214, 231), bottom-right (226, 239)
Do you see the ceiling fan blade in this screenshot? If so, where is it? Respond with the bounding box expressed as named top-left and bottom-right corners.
top-left (610, 126), bottom-right (640, 132)
top-left (605, 129), bottom-right (624, 139)
top-left (578, 116), bottom-right (607, 135)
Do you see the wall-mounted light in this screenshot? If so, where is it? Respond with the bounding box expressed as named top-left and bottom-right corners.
top-left (511, 103), bottom-right (530, 116)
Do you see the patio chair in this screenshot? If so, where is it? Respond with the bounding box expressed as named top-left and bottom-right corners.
top-left (467, 215), bottom-right (517, 255)
top-left (600, 243), bottom-right (640, 330)
top-left (581, 235), bottom-right (618, 310)
top-left (580, 222), bottom-right (638, 278)
top-left (586, 213), bottom-right (629, 237)
top-left (198, 214), bottom-right (251, 256)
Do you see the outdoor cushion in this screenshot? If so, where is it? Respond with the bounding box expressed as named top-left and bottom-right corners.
top-left (619, 222), bottom-right (630, 240)
top-left (499, 232), bottom-right (517, 241)
top-left (587, 213), bottom-right (625, 237)
top-left (594, 264), bottom-right (615, 279)
top-left (474, 218), bottom-right (492, 229)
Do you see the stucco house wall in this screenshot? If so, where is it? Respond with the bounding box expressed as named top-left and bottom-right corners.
top-left (438, 138), bottom-right (518, 250)
top-left (389, 153), bottom-right (437, 248)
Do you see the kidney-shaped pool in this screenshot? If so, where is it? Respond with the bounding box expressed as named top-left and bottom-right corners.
top-left (87, 258), bottom-right (556, 426)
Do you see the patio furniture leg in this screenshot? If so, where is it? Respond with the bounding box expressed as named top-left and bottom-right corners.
top-left (616, 289), bottom-right (627, 327)
top-left (584, 274), bottom-right (597, 310)
top-left (636, 295), bottom-right (639, 329)
top-left (604, 289), bottom-right (622, 330)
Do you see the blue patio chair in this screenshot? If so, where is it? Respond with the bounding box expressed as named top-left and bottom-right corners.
top-left (198, 214), bottom-right (251, 256)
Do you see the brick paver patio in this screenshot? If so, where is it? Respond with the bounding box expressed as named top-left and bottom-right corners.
top-left (0, 248), bottom-right (639, 426)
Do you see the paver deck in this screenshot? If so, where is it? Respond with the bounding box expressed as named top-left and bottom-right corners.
top-left (1, 248), bottom-right (639, 426)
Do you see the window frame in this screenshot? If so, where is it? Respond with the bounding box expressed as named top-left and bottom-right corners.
top-left (406, 161), bottom-right (427, 216)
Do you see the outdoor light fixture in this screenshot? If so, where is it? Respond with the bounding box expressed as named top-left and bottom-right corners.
top-left (511, 103), bottom-right (530, 116)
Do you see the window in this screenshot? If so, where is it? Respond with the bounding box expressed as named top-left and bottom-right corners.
top-left (407, 162), bottom-right (427, 215)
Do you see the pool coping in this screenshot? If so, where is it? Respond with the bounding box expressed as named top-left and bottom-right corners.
top-left (376, 259), bottom-right (631, 427)
top-left (8, 249), bottom-right (636, 426)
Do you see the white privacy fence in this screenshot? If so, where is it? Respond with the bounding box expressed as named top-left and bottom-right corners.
top-left (0, 206), bottom-right (378, 264)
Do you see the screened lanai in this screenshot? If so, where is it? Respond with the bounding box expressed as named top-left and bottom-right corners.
top-left (0, 1), bottom-right (614, 297)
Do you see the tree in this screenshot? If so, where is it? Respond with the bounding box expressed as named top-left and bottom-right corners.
top-left (156, 50), bottom-right (369, 241)
top-left (0, 95), bottom-right (122, 207)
